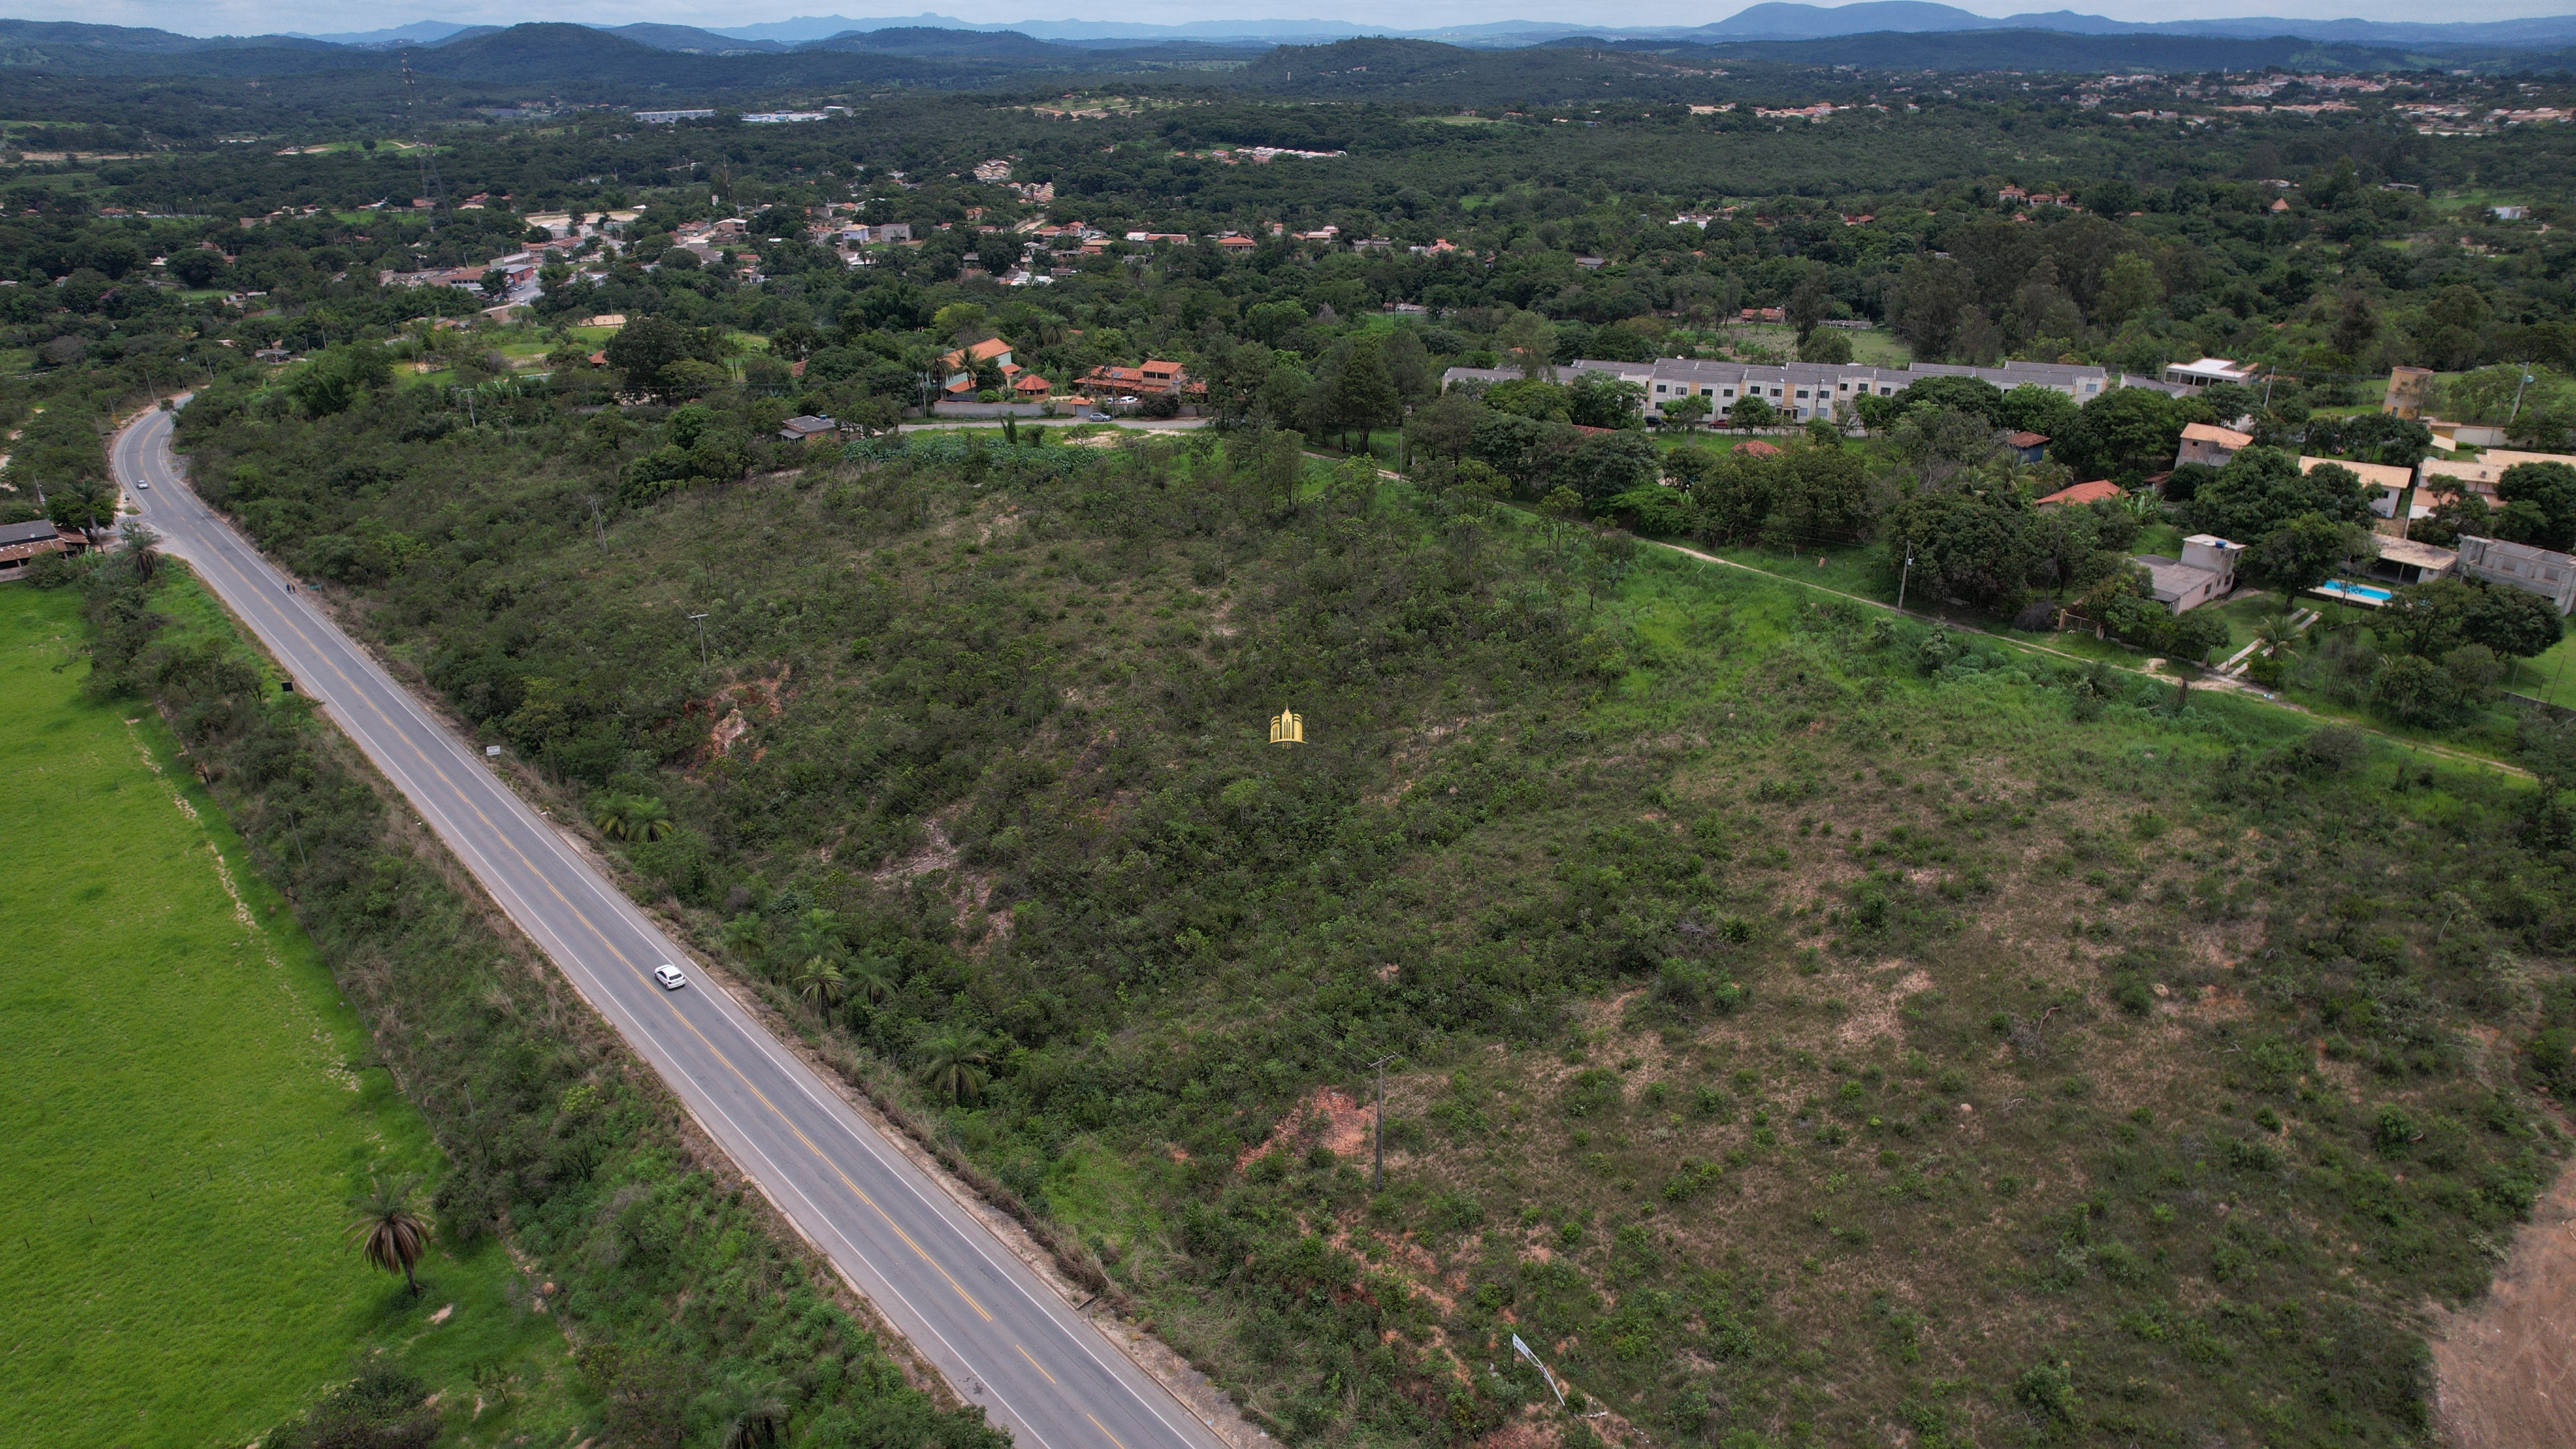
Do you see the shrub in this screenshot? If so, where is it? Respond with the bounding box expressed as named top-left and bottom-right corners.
top-left (1561, 1068), bottom-right (1624, 1119)
top-left (2297, 724), bottom-right (2368, 773)
top-left (2529, 1026), bottom-right (2576, 1098)
top-left (2012, 1360), bottom-right (2079, 1426)
top-left (264, 1365), bottom-right (438, 1449)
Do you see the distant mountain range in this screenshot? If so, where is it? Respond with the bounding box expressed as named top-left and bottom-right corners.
top-left (240, 6), bottom-right (2576, 55)
top-left (9, 8), bottom-right (2573, 94)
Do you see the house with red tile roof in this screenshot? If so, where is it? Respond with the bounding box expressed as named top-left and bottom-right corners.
top-left (2034, 480), bottom-right (2126, 507)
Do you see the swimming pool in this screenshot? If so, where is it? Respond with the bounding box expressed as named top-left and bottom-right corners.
top-left (2313, 579), bottom-right (2394, 606)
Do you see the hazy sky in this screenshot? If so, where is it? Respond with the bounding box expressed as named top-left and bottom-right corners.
top-left (35, 0), bottom-right (2576, 37)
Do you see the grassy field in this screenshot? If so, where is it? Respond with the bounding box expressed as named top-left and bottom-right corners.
top-left (0, 583), bottom-right (575, 1449)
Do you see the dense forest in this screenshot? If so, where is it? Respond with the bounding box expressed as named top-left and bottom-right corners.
top-left (14, 40), bottom-right (2576, 1447)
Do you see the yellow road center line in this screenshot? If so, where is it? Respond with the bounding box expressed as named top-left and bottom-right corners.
top-left (1087, 1412), bottom-right (1131, 1449)
top-left (1015, 1341), bottom-right (1059, 1385)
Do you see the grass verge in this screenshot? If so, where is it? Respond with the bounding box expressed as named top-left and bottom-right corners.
top-left (0, 584), bottom-right (571, 1449)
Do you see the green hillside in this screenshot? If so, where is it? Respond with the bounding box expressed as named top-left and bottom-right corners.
top-left (166, 386), bottom-right (2576, 1446)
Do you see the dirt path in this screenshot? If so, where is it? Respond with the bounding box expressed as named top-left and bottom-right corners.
top-left (2431, 1154), bottom-right (2576, 1447)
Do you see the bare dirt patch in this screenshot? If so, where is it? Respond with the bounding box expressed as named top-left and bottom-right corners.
top-left (1237, 1087), bottom-right (1376, 1167)
top-left (2432, 1153), bottom-right (2576, 1449)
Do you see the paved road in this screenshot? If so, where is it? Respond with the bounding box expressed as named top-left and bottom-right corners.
top-left (112, 402), bottom-right (1227, 1449)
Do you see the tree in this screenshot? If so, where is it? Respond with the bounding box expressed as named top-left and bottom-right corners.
top-left (264, 1365), bottom-right (439, 1449)
top-left (1878, 487), bottom-right (2037, 612)
top-left (1324, 336), bottom-right (1401, 452)
top-left (2053, 386), bottom-right (2200, 485)
top-left (1559, 431), bottom-right (1661, 510)
top-left (1499, 310), bottom-right (1556, 380)
top-left (2330, 289), bottom-right (2381, 363)
top-left (931, 301), bottom-right (989, 342)
top-left (605, 316), bottom-right (723, 402)
top-left (2386, 577), bottom-right (2563, 660)
top-left (166, 249), bottom-right (225, 288)
top-left (2189, 448), bottom-right (2371, 543)
top-left (1892, 375), bottom-right (2007, 425)
top-left (1730, 396), bottom-right (1777, 432)
top-left (844, 951), bottom-right (900, 1006)
top-left (605, 1354), bottom-right (701, 1449)
top-left (1243, 298), bottom-right (1308, 346)
top-left (1887, 255), bottom-right (1978, 360)
top-left (593, 794), bottom-right (675, 843)
top-left (288, 345), bottom-right (392, 419)
top-left (1483, 378), bottom-right (1572, 423)
top-left (719, 1389), bottom-right (788, 1449)
top-left (122, 523), bottom-right (162, 584)
top-left (918, 1030), bottom-right (994, 1104)
top-left (1788, 270), bottom-right (1833, 338)
top-left (793, 955), bottom-right (845, 1010)
top-left (348, 1175), bottom-right (431, 1296)
top-left (2373, 652), bottom-right (2473, 728)
top-left (1659, 393), bottom-right (1711, 432)
top-left (1796, 328), bottom-right (1852, 364)
top-left (2304, 413), bottom-right (2433, 469)
top-left (1564, 373), bottom-right (1645, 430)
top-left (1995, 384), bottom-right (2079, 442)
top-left (1403, 389), bottom-right (1483, 466)
top-left (2243, 511), bottom-right (2362, 595)
top-left (1663, 443), bottom-right (1716, 489)
top-left (2092, 252), bottom-right (2163, 329)
top-left (2410, 491), bottom-right (2491, 550)
top-left (2496, 461), bottom-right (2576, 553)
top-left (1889, 406), bottom-right (2006, 489)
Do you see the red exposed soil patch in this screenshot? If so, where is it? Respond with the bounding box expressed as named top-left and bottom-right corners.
top-left (2432, 1151), bottom-right (2576, 1448)
top-left (1238, 1087), bottom-right (1375, 1167)
top-left (691, 667), bottom-right (791, 760)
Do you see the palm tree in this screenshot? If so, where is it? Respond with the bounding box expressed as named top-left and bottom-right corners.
top-left (843, 951), bottom-right (900, 1007)
top-left (782, 909), bottom-right (846, 1004)
top-left (2254, 608), bottom-right (2303, 662)
top-left (792, 956), bottom-right (845, 1010)
top-left (591, 792), bottom-right (636, 840)
top-left (917, 1030), bottom-right (993, 1105)
top-left (592, 793), bottom-right (675, 843)
top-left (621, 796), bottom-right (675, 843)
top-left (349, 1175), bottom-right (432, 1295)
top-left (721, 913), bottom-right (771, 961)
top-left (717, 1384), bottom-right (788, 1449)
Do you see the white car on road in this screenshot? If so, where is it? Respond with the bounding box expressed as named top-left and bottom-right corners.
top-left (652, 963), bottom-right (688, 990)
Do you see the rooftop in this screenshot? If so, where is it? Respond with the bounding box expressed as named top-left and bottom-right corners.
top-left (2034, 480), bottom-right (2125, 507)
top-left (2182, 422), bottom-right (2254, 450)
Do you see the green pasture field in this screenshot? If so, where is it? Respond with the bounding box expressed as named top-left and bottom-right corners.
top-left (0, 582), bottom-right (573, 1449)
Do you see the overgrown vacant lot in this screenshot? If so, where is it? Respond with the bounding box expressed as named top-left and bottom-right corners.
top-left (177, 395), bottom-right (2576, 1447)
top-left (0, 587), bottom-right (570, 1449)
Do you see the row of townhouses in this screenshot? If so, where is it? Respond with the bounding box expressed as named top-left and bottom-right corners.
top-left (1440, 357), bottom-right (2187, 424)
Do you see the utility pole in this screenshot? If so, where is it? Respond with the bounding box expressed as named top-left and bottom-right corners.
top-left (1368, 1053), bottom-right (1397, 1191)
top-left (2511, 364), bottom-right (2535, 426)
top-left (1894, 539), bottom-right (1915, 613)
top-left (688, 612), bottom-right (711, 666)
top-left (588, 495), bottom-right (608, 554)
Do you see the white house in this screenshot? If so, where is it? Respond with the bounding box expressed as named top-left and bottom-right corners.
top-left (2132, 534), bottom-right (2243, 613)
top-left (2162, 357), bottom-right (2261, 389)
